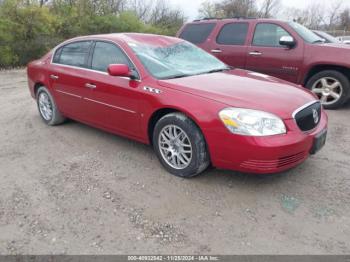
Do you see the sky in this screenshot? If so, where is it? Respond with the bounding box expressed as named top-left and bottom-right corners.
top-left (167, 0), bottom-right (350, 21)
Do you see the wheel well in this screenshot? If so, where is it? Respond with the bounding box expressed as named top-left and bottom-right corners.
top-left (34, 82), bottom-right (44, 96)
top-left (148, 108), bottom-right (179, 145)
top-left (304, 65), bottom-right (350, 86)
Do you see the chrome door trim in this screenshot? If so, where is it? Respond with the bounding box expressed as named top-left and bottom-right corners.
top-left (84, 97), bottom-right (136, 114)
top-left (56, 89), bottom-right (82, 98)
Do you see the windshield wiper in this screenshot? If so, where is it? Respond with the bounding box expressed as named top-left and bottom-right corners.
top-left (312, 39), bottom-right (325, 44)
top-left (202, 66), bottom-right (232, 75)
top-left (162, 73), bottom-right (192, 80)
top-left (163, 67), bottom-right (232, 80)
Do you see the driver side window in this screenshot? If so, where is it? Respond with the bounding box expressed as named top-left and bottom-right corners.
top-left (91, 41), bottom-right (138, 78)
top-left (253, 23), bottom-right (292, 47)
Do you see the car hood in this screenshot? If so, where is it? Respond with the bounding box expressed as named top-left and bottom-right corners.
top-left (158, 69), bottom-right (317, 119)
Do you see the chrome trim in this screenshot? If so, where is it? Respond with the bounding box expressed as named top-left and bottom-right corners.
top-left (143, 86), bottom-right (162, 94)
top-left (85, 83), bottom-right (97, 89)
top-left (56, 89), bottom-right (82, 99)
top-left (50, 38), bottom-right (142, 82)
top-left (292, 100), bottom-right (319, 119)
top-left (50, 74), bottom-right (59, 80)
top-left (84, 97), bottom-right (136, 114)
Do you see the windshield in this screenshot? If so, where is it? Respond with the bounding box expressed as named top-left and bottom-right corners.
top-left (288, 22), bottom-right (323, 44)
top-left (128, 41), bottom-right (229, 79)
top-left (314, 31), bottom-right (340, 43)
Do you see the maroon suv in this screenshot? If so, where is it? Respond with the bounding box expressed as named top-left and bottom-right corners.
top-left (177, 18), bottom-right (350, 109)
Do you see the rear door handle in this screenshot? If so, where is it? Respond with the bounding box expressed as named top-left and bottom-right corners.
top-left (85, 83), bottom-right (97, 89)
top-left (211, 49), bottom-right (222, 54)
top-left (249, 51), bottom-right (262, 56)
top-left (50, 74), bottom-right (59, 80)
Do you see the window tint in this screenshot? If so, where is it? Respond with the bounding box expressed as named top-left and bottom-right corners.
top-left (57, 41), bottom-right (91, 67)
top-left (217, 23), bottom-right (249, 45)
top-left (253, 23), bottom-right (291, 47)
top-left (91, 41), bottom-right (131, 72)
top-left (179, 23), bottom-right (215, 44)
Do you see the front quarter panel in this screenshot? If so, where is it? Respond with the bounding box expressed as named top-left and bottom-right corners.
top-left (139, 80), bottom-right (228, 146)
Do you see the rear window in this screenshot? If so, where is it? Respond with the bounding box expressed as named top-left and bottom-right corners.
top-left (179, 23), bottom-right (216, 44)
top-left (53, 41), bottom-right (92, 68)
top-left (217, 23), bottom-right (249, 45)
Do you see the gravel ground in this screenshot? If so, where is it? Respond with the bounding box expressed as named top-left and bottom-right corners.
top-left (0, 69), bottom-right (349, 255)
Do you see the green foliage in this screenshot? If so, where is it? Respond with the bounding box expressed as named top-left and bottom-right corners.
top-left (0, 0), bottom-right (183, 68)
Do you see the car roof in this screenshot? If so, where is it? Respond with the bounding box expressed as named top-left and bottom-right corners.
top-left (65, 33), bottom-right (183, 47)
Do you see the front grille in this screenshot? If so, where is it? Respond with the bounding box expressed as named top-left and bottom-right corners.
top-left (294, 101), bottom-right (321, 132)
top-left (240, 152), bottom-right (307, 171)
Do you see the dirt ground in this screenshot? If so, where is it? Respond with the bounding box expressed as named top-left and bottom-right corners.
top-left (0, 69), bottom-right (349, 255)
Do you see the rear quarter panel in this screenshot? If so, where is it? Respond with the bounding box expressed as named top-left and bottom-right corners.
top-left (27, 53), bottom-right (52, 98)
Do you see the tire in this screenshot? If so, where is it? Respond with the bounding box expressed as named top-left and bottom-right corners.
top-left (36, 86), bottom-right (66, 125)
top-left (306, 70), bottom-right (350, 109)
top-left (153, 112), bottom-right (210, 178)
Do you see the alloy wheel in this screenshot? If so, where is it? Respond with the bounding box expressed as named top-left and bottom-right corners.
top-left (312, 77), bottom-right (343, 106)
top-left (38, 92), bottom-right (53, 121)
top-left (158, 125), bottom-right (193, 170)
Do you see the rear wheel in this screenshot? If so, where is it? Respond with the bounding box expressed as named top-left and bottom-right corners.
top-left (36, 86), bottom-right (66, 125)
top-left (153, 113), bottom-right (210, 178)
top-left (306, 70), bottom-right (350, 109)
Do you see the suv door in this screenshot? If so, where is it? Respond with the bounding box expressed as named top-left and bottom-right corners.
top-left (50, 40), bottom-right (93, 120)
top-left (83, 41), bottom-right (141, 137)
top-left (246, 22), bottom-right (303, 83)
top-left (209, 22), bottom-right (249, 69)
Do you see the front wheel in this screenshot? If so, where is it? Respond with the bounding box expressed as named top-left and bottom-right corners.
top-left (153, 113), bottom-right (210, 178)
top-left (306, 70), bottom-right (350, 109)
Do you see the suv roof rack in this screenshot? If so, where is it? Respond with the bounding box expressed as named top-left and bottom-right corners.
top-left (232, 16), bottom-right (257, 19)
top-left (193, 16), bottom-right (257, 22)
top-left (192, 17), bottom-right (223, 22)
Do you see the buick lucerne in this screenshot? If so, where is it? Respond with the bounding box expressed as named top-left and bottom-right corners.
top-left (27, 33), bottom-right (328, 177)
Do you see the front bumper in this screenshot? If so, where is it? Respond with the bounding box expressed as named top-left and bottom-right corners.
top-left (204, 111), bottom-right (328, 174)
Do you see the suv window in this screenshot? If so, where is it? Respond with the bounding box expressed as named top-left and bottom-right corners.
top-left (179, 23), bottom-right (216, 44)
top-left (54, 41), bottom-right (92, 67)
top-left (253, 23), bottom-right (291, 47)
top-left (91, 41), bottom-right (132, 72)
top-left (217, 23), bottom-right (249, 45)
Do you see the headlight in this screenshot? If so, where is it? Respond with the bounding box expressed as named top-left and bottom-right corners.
top-left (219, 108), bottom-right (286, 136)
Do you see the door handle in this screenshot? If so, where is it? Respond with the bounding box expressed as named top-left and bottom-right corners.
top-left (50, 74), bottom-right (59, 80)
top-left (211, 49), bottom-right (222, 54)
top-left (249, 51), bottom-right (262, 56)
top-left (85, 83), bottom-right (97, 89)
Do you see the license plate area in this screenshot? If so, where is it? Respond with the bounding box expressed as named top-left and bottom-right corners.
top-left (310, 129), bottom-right (327, 155)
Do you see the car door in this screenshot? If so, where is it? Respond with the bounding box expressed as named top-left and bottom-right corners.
top-left (49, 40), bottom-right (93, 120)
top-left (82, 41), bottom-right (141, 138)
top-left (246, 23), bottom-right (303, 83)
top-left (209, 22), bottom-right (249, 69)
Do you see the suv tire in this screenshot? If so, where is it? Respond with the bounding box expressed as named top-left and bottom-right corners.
top-left (306, 70), bottom-right (350, 109)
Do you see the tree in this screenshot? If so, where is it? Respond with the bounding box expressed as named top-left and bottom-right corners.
top-left (339, 8), bottom-right (350, 30)
top-left (327, 0), bottom-right (343, 30)
top-left (199, 0), bottom-right (223, 18)
top-left (215, 0), bottom-right (257, 18)
top-left (258, 0), bottom-right (280, 18)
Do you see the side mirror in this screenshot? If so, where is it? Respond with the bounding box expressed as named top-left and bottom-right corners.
top-left (107, 64), bottom-right (132, 78)
top-left (279, 36), bottom-right (296, 48)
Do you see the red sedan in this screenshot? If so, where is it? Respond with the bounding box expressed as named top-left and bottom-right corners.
top-left (27, 33), bottom-right (328, 177)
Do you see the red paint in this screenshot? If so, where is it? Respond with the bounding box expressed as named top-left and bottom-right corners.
top-left (108, 64), bottom-right (131, 77)
top-left (27, 33), bottom-right (328, 174)
top-left (177, 18), bottom-right (350, 86)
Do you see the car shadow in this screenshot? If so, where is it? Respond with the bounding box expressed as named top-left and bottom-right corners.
top-left (59, 119), bottom-right (304, 189)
